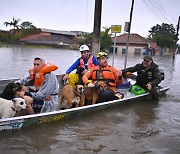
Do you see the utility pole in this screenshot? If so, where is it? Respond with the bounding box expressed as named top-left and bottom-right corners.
top-left (174, 16), bottom-right (180, 55)
top-left (176, 16), bottom-right (180, 41)
top-left (124, 0), bottom-right (135, 69)
top-left (92, 0), bottom-right (102, 55)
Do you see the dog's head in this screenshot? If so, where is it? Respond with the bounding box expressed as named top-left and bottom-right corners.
top-left (76, 67), bottom-right (85, 75)
top-left (96, 81), bottom-right (107, 92)
top-left (12, 98), bottom-right (27, 111)
top-left (0, 82), bottom-right (22, 100)
top-left (74, 85), bottom-right (84, 95)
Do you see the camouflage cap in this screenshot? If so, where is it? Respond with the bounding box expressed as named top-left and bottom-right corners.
top-left (143, 55), bottom-right (153, 62)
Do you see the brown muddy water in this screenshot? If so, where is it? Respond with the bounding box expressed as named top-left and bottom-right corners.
top-left (0, 46), bottom-right (180, 154)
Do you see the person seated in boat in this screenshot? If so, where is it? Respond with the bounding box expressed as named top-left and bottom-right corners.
top-left (82, 51), bottom-right (124, 103)
top-left (62, 44), bottom-right (98, 87)
top-left (122, 55), bottom-right (161, 101)
top-left (15, 57), bottom-right (59, 114)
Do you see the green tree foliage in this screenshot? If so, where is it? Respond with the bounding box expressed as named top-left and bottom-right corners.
top-left (18, 28), bottom-right (40, 39)
top-left (84, 33), bottom-right (93, 45)
top-left (148, 23), bottom-right (178, 49)
top-left (0, 31), bottom-right (18, 43)
top-left (0, 31), bottom-right (12, 42)
top-left (2, 18), bottom-right (39, 43)
top-left (100, 26), bottom-right (112, 50)
top-left (83, 26), bottom-right (112, 51)
top-left (20, 21), bottom-right (36, 29)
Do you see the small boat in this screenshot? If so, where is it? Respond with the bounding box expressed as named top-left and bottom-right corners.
top-left (0, 76), bottom-right (169, 131)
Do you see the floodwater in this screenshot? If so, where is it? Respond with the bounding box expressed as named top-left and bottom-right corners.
top-left (0, 45), bottom-right (180, 154)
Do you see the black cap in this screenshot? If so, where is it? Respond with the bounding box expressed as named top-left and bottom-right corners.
top-left (143, 55), bottom-right (153, 62)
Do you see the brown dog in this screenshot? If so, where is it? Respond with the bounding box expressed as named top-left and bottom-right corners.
top-left (59, 85), bottom-right (84, 109)
top-left (81, 81), bottom-right (107, 105)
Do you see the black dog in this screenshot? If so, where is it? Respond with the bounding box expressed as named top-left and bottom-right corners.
top-left (0, 82), bottom-right (22, 100)
top-left (76, 67), bottom-right (85, 85)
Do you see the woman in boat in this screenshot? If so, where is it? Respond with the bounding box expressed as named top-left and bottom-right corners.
top-left (82, 51), bottom-right (124, 103)
top-left (62, 44), bottom-right (98, 87)
top-left (122, 55), bottom-right (161, 101)
top-left (16, 57), bottom-right (59, 114)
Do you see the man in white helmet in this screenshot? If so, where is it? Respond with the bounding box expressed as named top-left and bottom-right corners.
top-left (63, 44), bottom-right (98, 87)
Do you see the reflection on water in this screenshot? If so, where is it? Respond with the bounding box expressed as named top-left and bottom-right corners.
top-left (0, 46), bottom-right (180, 153)
top-left (0, 45), bottom-right (80, 80)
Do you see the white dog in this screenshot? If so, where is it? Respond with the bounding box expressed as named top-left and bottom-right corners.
top-left (0, 97), bottom-right (27, 119)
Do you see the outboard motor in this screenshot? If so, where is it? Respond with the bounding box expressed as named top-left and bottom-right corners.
top-left (159, 68), bottom-right (165, 81)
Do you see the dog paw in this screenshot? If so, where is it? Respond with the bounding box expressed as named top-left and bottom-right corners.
top-left (87, 83), bottom-right (95, 88)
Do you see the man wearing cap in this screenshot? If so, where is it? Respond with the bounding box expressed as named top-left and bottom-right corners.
top-left (82, 52), bottom-right (124, 103)
top-left (16, 57), bottom-right (59, 114)
top-left (63, 44), bottom-right (98, 87)
top-left (122, 55), bottom-right (161, 101)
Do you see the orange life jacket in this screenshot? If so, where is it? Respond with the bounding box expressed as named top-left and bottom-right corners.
top-left (91, 65), bottom-right (117, 87)
top-left (29, 63), bottom-right (58, 90)
top-left (79, 55), bottom-right (95, 69)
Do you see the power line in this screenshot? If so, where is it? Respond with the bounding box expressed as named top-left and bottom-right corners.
top-left (141, 0), bottom-right (175, 24)
top-left (156, 0), bottom-right (177, 23)
top-left (141, 0), bottom-right (164, 22)
top-left (150, 0), bottom-right (173, 24)
top-left (58, 0), bottom-right (67, 9)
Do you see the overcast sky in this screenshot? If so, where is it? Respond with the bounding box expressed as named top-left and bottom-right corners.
top-left (0, 0), bottom-right (179, 39)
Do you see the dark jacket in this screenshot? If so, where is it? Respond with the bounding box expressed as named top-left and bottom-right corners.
top-left (122, 62), bottom-right (161, 88)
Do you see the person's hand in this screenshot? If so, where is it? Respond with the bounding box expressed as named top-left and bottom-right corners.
top-left (146, 83), bottom-right (152, 90)
top-left (87, 83), bottom-right (95, 88)
top-left (63, 74), bottom-right (68, 81)
top-left (82, 69), bottom-right (88, 75)
top-left (21, 85), bottom-right (28, 92)
top-left (17, 91), bottom-right (25, 98)
top-left (23, 96), bottom-right (33, 105)
top-left (125, 72), bottom-right (133, 78)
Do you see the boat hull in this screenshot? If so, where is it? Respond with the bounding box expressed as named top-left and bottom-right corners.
top-left (0, 87), bottom-right (169, 131)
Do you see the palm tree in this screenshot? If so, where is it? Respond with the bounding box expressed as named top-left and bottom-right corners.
top-left (102, 26), bottom-right (111, 36)
top-left (4, 17), bottom-right (21, 30)
top-left (4, 21), bottom-right (12, 28)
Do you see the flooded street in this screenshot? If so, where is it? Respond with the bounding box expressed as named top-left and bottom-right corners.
top-left (0, 46), bottom-right (180, 154)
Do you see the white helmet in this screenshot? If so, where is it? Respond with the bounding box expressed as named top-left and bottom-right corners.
top-left (79, 44), bottom-right (89, 52)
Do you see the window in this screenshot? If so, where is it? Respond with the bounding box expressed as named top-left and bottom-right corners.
top-left (134, 48), bottom-right (141, 55)
top-left (122, 48), bottom-right (126, 54)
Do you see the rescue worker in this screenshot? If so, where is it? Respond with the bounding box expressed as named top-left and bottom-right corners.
top-left (122, 55), bottom-right (161, 101)
top-left (16, 57), bottom-right (59, 114)
top-left (82, 52), bottom-right (124, 103)
top-left (63, 44), bottom-right (98, 87)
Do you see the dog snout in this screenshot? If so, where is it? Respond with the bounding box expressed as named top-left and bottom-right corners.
top-left (100, 85), bottom-right (107, 91)
top-left (80, 87), bottom-right (85, 94)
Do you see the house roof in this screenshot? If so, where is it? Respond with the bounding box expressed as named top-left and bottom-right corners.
top-left (19, 33), bottom-right (74, 45)
top-left (113, 33), bottom-right (149, 45)
top-left (41, 28), bottom-right (76, 36)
